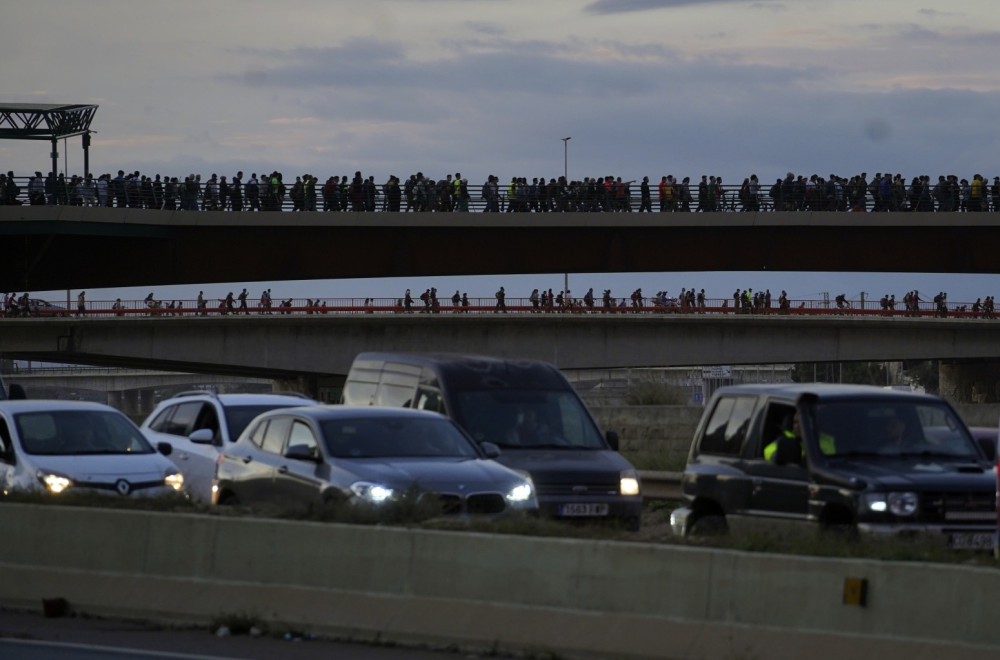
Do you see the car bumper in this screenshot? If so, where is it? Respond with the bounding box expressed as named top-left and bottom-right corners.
top-left (857, 522), bottom-right (996, 547)
top-left (669, 506), bottom-right (693, 536)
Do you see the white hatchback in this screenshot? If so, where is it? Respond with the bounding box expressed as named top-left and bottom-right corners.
top-left (0, 400), bottom-right (184, 497)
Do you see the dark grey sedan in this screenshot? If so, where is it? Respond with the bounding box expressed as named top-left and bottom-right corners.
top-left (211, 406), bottom-right (537, 516)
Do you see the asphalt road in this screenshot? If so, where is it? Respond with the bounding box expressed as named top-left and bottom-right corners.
top-left (0, 609), bottom-right (484, 660)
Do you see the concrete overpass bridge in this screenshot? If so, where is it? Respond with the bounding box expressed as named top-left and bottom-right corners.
top-left (2, 206), bottom-right (1000, 292)
top-left (1, 313), bottom-right (998, 401)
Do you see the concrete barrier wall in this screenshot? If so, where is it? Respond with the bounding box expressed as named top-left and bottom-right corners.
top-left (0, 504), bottom-right (997, 659)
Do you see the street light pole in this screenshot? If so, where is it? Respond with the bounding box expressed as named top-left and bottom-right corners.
top-left (561, 137), bottom-right (571, 180)
top-left (561, 137), bottom-right (571, 298)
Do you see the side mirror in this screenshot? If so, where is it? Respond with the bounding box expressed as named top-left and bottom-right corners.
top-left (157, 441), bottom-right (173, 456)
top-left (7, 384), bottom-right (26, 400)
top-left (606, 430), bottom-right (620, 451)
top-left (774, 435), bottom-right (802, 466)
top-left (480, 441), bottom-right (501, 458)
top-left (188, 428), bottom-right (216, 445)
top-left (285, 444), bottom-right (319, 462)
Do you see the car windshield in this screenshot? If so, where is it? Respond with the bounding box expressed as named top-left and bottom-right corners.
top-left (452, 389), bottom-right (606, 450)
top-left (321, 417), bottom-right (481, 459)
top-left (17, 410), bottom-right (154, 455)
top-left (811, 400), bottom-right (983, 460)
top-left (225, 404), bottom-right (304, 440)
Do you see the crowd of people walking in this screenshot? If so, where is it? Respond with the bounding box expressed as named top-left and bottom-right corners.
top-left (4, 168), bottom-right (1000, 214)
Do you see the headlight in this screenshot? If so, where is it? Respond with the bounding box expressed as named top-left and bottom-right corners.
top-left (864, 492), bottom-right (918, 516)
top-left (506, 480), bottom-right (535, 503)
top-left (164, 472), bottom-right (184, 492)
top-left (887, 492), bottom-right (919, 516)
top-left (620, 469), bottom-right (640, 496)
top-left (37, 471), bottom-right (72, 494)
top-left (350, 481), bottom-right (395, 504)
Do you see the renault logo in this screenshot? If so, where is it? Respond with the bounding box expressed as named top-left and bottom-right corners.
top-left (115, 479), bottom-right (132, 496)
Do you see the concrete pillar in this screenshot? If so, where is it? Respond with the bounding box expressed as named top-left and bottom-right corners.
top-left (117, 389), bottom-right (140, 417)
top-left (139, 390), bottom-right (154, 417)
top-left (939, 360), bottom-right (1000, 404)
top-left (107, 390), bottom-right (124, 409)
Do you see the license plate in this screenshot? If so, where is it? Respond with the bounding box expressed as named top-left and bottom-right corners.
top-left (948, 533), bottom-right (994, 549)
top-left (559, 503), bottom-right (609, 517)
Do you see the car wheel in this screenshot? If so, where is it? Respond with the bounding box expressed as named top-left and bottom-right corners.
top-left (624, 516), bottom-right (641, 532)
top-left (689, 514), bottom-right (728, 536)
top-left (218, 492), bottom-right (241, 506)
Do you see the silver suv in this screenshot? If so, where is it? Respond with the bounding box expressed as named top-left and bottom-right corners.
top-left (140, 391), bottom-right (316, 502)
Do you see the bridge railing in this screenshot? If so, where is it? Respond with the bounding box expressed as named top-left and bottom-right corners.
top-left (5, 176), bottom-right (999, 214)
top-left (4, 297), bottom-right (991, 319)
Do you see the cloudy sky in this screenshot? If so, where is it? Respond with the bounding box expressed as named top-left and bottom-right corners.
top-left (4, 0), bottom-right (1000, 305)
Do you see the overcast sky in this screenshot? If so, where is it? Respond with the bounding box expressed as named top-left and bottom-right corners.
top-left (4, 0), bottom-right (1000, 305)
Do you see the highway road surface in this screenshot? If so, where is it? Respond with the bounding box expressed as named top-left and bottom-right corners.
top-left (0, 609), bottom-right (487, 660)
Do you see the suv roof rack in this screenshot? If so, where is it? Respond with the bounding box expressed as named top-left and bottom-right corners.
top-left (171, 389), bottom-right (221, 400)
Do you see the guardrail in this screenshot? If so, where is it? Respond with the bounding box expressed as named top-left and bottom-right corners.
top-left (5, 297), bottom-right (991, 319)
top-left (638, 471), bottom-right (682, 500)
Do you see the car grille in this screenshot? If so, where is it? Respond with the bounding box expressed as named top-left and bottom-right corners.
top-left (432, 492), bottom-right (507, 515)
top-left (920, 491), bottom-right (996, 523)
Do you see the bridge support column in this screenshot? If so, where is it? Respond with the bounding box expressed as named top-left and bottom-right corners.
top-left (939, 360), bottom-right (1000, 404)
top-left (138, 390), bottom-right (154, 417)
top-left (114, 389), bottom-right (141, 417)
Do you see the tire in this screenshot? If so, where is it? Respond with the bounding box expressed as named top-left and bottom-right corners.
top-left (689, 514), bottom-right (728, 536)
top-left (218, 492), bottom-right (241, 506)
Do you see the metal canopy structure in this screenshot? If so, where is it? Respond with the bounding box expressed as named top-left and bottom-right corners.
top-left (0, 103), bottom-right (98, 176)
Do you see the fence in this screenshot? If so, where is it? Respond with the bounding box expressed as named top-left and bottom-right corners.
top-left (4, 295), bottom-right (991, 319)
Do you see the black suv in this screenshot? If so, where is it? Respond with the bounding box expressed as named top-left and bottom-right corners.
top-left (671, 383), bottom-right (996, 548)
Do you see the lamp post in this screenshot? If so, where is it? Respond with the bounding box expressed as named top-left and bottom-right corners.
top-left (561, 137), bottom-right (571, 181)
top-left (561, 137), bottom-right (571, 298)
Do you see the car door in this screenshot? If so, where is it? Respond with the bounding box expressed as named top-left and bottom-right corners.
top-left (742, 401), bottom-right (810, 528)
top-left (234, 416), bottom-right (291, 504)
top-left (272, 418), bottom-right (326, 504)
top-left (145, 401), bottom-right (219, 502)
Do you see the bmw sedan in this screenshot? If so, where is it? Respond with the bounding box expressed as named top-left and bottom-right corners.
top-left (0, 400), bottom-right (184, 497)
top-left (212, 406), bottom-right (537, 516)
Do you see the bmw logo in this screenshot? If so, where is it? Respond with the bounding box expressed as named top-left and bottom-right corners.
top-left (115, 479), bottom-right (132, 496)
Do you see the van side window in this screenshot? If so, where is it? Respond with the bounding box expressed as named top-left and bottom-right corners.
top-left (415, 388), bottom-right (445, 414)
top-left (700, 396), bottom-right (755, 455)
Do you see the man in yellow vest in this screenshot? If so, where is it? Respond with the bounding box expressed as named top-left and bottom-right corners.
top-left (765, 411), bottom-right (836, 463)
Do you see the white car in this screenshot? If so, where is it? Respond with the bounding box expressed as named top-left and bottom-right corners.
top-left (0, 400), bottom-right (184, 497)
top-left (140, 391), bottom-right (317, 502)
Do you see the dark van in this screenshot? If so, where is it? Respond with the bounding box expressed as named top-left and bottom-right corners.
top-left (341, 353), bottom-right (642, 529)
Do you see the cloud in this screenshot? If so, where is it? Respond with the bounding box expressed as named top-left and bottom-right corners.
top-left (584, 0), bottom-right (752, 15)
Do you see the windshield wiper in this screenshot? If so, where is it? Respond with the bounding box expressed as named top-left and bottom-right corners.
top-left (897, 450), bottom-right (971, 459)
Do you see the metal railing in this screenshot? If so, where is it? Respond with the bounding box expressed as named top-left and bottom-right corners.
top-left (3, 296), bottom-right (992, 319)
top-left (3, 176), bottom-right (999, 214)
